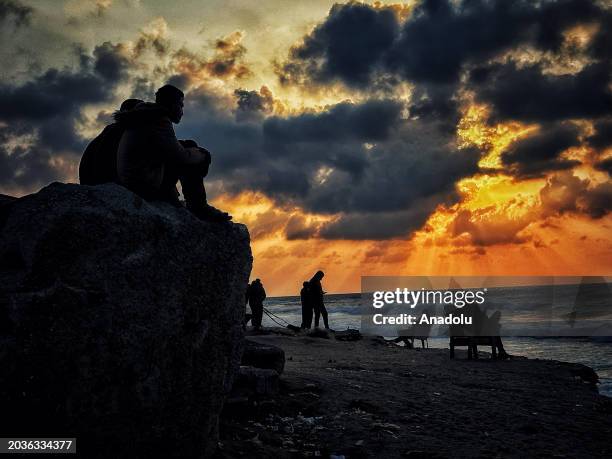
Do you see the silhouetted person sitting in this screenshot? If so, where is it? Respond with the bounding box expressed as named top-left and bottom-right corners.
top-left (488, 311), bottom-right (510, 359)
top-left (246, 279), bottom-right (266, 330)
top-left (309, 270), bottom-right (330, 330)
top-left (300, 281), bottom-right (313, 329)
top-left (79, 98), bottom-right (143, 186)
top-left (116, 84), bottom-right (231, 222)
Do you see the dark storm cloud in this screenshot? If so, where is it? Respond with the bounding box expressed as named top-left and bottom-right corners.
top-left (587, 118), bottom-right (612, 150)
top-left (0, 126), bottom-right (60, 191)
top-left (0, 0), bottom-right (32, 27)
top-left (580, 182), bottom-right (612, 218)
top-left (285, 214), bottom-right (319, 240)
top-left (386, 0), bottom-right (603, 84)
top-left (300, 136), bottom-right (477, 215)
top-left (234, 86), bottom-right (274, 121)
top-left (317, 198), bottom-right (443, 240)
top-left (5, 0), bottom-right (610, 240)
top-left (277, 2), bottom-right (399, 88)
top-left (278, 0), bottom-right (608, 87)
top-left (93, 42), bottom-right (130, 83)
top-left (470, 61), bottom-right (612, 123)
top-left (501, 123), bottom-right (582, 178)
top-left (177, 88), bottom-right (480, 238)
top-left (595, 158), bottom-right (612, 176)
top-left (276, 0), bottom-right (612, 182)
top-left (263, 99), bottom-right (402, 143)
top-left (0, 43), bottom-right (127, 121)
top-left (540, 172), bottom-right (612, 219)
top-left (0, 43), bottom-right (128, 191)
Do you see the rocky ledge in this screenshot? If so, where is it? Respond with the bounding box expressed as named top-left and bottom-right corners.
top-left (0, 182), bottom-right (252, 458)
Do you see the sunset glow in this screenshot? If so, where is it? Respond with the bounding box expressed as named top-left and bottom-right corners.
top-left (1, 0), bottom-right (611, 295)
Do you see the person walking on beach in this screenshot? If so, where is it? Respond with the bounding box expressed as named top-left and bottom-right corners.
top-left (309, 270), bottom-right (330, 329)
top-left (300, 281), bottom-right (313, 329)
top-left (247, 279), bottom-right (266, 330)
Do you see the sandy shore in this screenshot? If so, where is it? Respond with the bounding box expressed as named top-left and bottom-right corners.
top-left (217, 330), bottom-right (612, 458)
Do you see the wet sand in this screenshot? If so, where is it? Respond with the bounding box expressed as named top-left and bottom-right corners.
top-left (218, 331), bottom-right (612, 458)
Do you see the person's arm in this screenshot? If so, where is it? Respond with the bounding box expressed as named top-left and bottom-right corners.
top-left (157, 119), bottom-right (206, 165)
top-left (180, 139), bottom-right (212, 165)
top-left (262, 287), bottom-right (266, 301)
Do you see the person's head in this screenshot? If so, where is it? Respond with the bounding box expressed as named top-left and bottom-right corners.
top-left (314, 270), bottom-right (324, 280)
top-left (119, 98), bottom-right (143, 112)
top-left (155, 84), bottom-right (184, 123)
top-left (254, 278), bottom-right (261, 284)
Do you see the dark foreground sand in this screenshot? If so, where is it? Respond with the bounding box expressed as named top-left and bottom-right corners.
top-left (218, 331), bottom-right (612, 458)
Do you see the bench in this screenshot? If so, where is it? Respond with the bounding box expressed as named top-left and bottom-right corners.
top-left (449, 336), bottom-right (498, 359)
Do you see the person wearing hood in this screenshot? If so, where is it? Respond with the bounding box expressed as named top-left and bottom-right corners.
top-left (309, 270), bottom-right (330, 330)
top-left (79, 98), bottom-right (143, 186)
top-left (247, 279), bottom-right (266, 330)
top-left (116, 84), bottom-right (231, 222)
top-left (300, 281), bottom-right (313, 329)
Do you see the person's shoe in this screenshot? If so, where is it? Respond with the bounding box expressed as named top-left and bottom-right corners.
top-left (188, 204), bottom-right (232, 222)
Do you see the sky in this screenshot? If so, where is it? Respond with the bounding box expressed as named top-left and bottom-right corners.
top-left (0, 0), bottom-right (611, 295)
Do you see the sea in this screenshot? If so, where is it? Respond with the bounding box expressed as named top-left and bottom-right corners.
top-left (261, 290), bottom-right (612, 397)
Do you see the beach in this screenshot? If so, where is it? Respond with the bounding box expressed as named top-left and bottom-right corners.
top-left (218, 330), bottom-right (612, 458)
top-left (261, 292), bottom-right (612, 397)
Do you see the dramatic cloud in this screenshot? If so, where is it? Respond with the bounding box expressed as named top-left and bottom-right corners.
top-left (170, 31), bottom-right (252, 87)
top-left (278, 0), bottom-right (611, 88)
top-left (595, 157), bottom-right (612, 176)
top-left (133, 17), bottom-right (170, 58)
top-left (276, 0), bottom-right (612, 182)
top-left (501, 123), bottom-right (582, 178)
top-left (540, 171), bottom-right (612, 219)
top-left (587, 118), bottom-right (612, 150)
top-left (0, 43), bottom-right (129, 190)
top-left (386, 0), bottom-right (605, 84)
top-left (0, 44), bottom-right (127, 122)
top-left (176, 87), bottom-right (480, 238)
top-left (207, 31), bottom-right (251, 79)
top-left (0, 126), bottom-right (58, 192)
top-left (234, 86), bottom-right (274, 121)
top-left (470, 61), bottom-right (612, 123)
top-left (263, 99), bottom-right (402, 144)
top-left (447, 170), bottom-right (612, 248)
top-left (277, 2), bottom-right (400, 88)
top-left (2, 0), bottom-right (611, 247)
top-left (0, 0), bottom-right (32, 27)
top-left (450, 208), bottom-right (533, 246)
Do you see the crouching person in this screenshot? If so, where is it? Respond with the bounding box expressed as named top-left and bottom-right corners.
top-left (116, 84), bottom-right (231, 222)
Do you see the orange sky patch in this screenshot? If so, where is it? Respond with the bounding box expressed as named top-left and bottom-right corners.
top-left (207, 103), bottom-right (612, 296)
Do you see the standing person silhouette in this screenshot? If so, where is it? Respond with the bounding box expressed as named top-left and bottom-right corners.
top-left (247, 279), bottom-right (266, 330)
top-left (309, 271), bottom-right (330, 330)
top-left (300, 281), bottom-right (313, 329)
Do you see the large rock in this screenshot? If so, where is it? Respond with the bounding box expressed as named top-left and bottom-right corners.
top-left (241, 338), bottom-right (285, 374)
top-left (233, 366), bottom-right (280, 397)
top-left (0, 183), bottom-right (252, 458)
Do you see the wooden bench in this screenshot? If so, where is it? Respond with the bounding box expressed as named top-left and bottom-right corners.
top-left (450, 336), bottom-right (498, 359)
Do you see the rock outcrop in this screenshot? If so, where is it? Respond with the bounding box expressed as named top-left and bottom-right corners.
top-left (0, 182), bottom-right (252, 458)
top-left (241, 338), bottom-right (286, 374)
